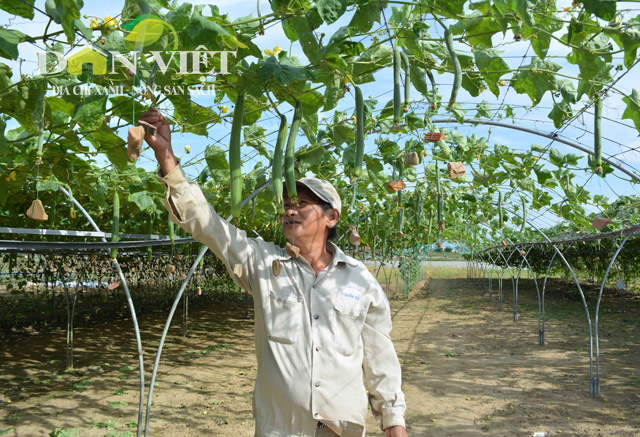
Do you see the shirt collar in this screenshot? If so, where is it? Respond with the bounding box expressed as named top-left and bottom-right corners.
top-left (275, 242), bottom-right (358, 268)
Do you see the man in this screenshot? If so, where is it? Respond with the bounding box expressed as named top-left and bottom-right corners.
top-left (140, 108), bottom-right (408, 437)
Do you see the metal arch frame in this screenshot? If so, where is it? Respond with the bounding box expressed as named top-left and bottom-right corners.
top-left (499, 204), bottom-right (616, 397)
top-left (468, 200), bottom-right (639, 397)
top-left (57, 185), bottom-right (147, 437)
top-left (592, 236), bottom-right (631, 396)
top-left (477, 224), bottom-right (518, 312)
top-left (540, 250), bottom-right (560, 346)
top-left (430, 118), bottom-right (640, 183)
top-left (514, 244), bottom-right (546, 344)
top-left (142, 179), bottom-right (272, 436)
top-left (512, 245), bottom-right (535, 323)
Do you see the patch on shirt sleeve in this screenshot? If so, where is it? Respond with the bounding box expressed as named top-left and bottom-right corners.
top-left (335, 284), bottom-right (365, 317)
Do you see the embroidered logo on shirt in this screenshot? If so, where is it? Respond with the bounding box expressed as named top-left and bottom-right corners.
top-left (335, 284), bottom-right (365, 316)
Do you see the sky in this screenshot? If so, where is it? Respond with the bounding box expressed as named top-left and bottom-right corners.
top-left (2, 0), bottom-right (640, 231)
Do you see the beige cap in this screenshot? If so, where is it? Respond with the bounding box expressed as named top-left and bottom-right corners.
top-left (295, 177), bottom-right (342, 214)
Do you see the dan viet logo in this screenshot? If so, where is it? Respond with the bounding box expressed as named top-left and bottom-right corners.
top-left (37, 14), bottom-right (236, 77)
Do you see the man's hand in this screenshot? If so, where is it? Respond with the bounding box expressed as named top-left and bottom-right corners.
top-left (384, 425), bottom-right (408, 437)
top-left (139, 108), bottom-right (176, 175)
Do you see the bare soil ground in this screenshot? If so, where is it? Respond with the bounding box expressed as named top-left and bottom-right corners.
top-left (1, 273), bottom-right (640, 436)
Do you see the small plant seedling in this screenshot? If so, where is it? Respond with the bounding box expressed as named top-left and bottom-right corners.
top-left (72, 380), bottom-right (93, 390)
top-left (49, 428), bottom-right (80, 437)
top-left (127, 420), bottom-right (137, 428)
top-left (445, 352), bottom-right (458, 357)
top-left (91, 421), bottom-right (117, 430)
top-left (119, 366), bottom-right (135, 372)
top-left (5, 414), bottom-right (18, 422)
top-left (174, 381), bottom-right (189, 385)
top-left (206, 343), bottom-right (233, 351)
top-left (0, 428), bottom-right (15, 435)
top-left (108, 401), bottom-right (128, 409)
top-left (112, 389), bottom-right (129, 395)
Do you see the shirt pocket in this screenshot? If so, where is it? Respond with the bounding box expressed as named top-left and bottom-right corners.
top-left (333, 301), bottom-right (366, 356)
top-left (267, 292), bottom-right (303, 345)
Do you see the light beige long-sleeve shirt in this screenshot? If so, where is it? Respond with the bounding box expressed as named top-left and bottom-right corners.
top-left (159, 165), bottom-right (406, 437)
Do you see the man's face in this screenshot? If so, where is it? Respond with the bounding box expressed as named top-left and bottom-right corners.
top-left (281, 191), bottom-right (336, 244)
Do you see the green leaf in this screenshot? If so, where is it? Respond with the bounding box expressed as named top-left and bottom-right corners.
top-left (87, 125), bottom-right (128, 172)
top-left (288, 15), bottom-right (322, 63)
top-left (622, 89), bottom-right (640, 132)
top-left (169, 94), bottom-right (218, 136)
top-left (296, 144), bottom-right (324, 168)
top-left (511, 58), bottom-right (561, 106)
top-left (521, 13), bottom-right (563, 59)
top-left (365, 155), bottom-right (386, 191)
top-left (259, 56), bottom-right (312, 86)
top-left (166, 2), bottom-right (192, 30)
top-left (204, 144), bottom-right (229, 180)
top-left (348, 1), bottom-right (380, 33)
top-left (475, 100), bottom-right (491, 119)
top-left (353, 45), bottom-right (392, 82)
top-left (181, 9), bottom-right (229, 51)
top-left (605, 21), bottom-right (640, 69)
top-left (437, 0), bottom-right (466, 16)
top-left (474, 49), bottom-right (509, 98)
top-left (449, 103), bottom-right (466, 124)
top-left (582, 0), bottom-right (616, 21)
top-left (0, 29), bottom-right (26, 60)
top-left (0, 0), bottom-right (34, 19)
top-left (72, 94), bottom-right (107, 131)
top-left (128, 191), bottom-right (156, 213)
top-left (548, 101), bottom-right (573, 129)
top-left (244, 125), bottom-right (269, 159)
top-left (557, 79), bottom-right (577, 104)
top-left (50, 0), bottom-right (81, 44)
top-left (516, 0), bottom-right (535, 27)
top-left (461, 14), bottom-right (503, 49)
top-left (317, 0), bottom-right (347, 25)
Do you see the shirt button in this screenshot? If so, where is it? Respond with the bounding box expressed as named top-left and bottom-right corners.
top-left (313, 314), bottom-right (319, 320)
top-left (315, 346), bottom-right (320, 352)
top-left (315, 381), bottom-right (321, 387)
top-left (313, 412), bottom-right (319, 418)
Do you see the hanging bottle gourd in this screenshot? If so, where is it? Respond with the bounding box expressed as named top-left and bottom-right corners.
top-left (393, 49), bottom-right (402, 128)
top-left (436, 164), bottom-right (444, 231)
top-left (229, 92), bottom-right (246, 219)
top-left (400, 51), bottom-right (410, 113)
top-left (498, 191), bottom-right (504, 229)
top-left (272, 114), bottom-right (288, 215)
top-left (354, 86), bottom-right (365, 178)
top-left (111, 190), bottom-right (120, 260)
top-left (594, 93), bottom-right (603, 175)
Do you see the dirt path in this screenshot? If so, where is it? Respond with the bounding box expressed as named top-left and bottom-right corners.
top-left (1, 276), bottom-right (640, 436)
top-left (389, 276), bottom-right (640, 436)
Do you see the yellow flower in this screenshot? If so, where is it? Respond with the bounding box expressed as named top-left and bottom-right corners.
top-left (184, 145), bottom-right (191, 153)
top-left (272, 45), bottom-right (282, 56)
top-left (104, 15), bottom-right (118, 27)
top-left (264, 48), bottom-right (273, 56)
top-left (7, 171), bottom-right (16, 181)
top-left (90, 18), bottom-right (100, 30)
top-left (221, 106), bottom-right (229, 113)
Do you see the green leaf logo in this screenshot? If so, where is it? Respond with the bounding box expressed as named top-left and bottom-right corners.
top-left (122, 14), bottom-right (178, 50)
